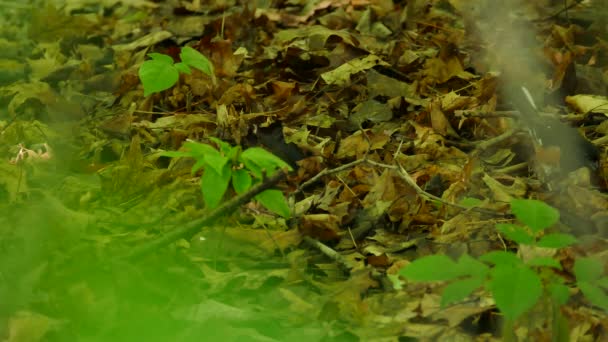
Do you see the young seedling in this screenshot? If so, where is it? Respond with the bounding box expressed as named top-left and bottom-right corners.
top-left (161, 138), bottom-right (292, 218)
top-left (400, 199), bottom-right (608, 338)
top-left (138, 46), bottom-right (215, 96)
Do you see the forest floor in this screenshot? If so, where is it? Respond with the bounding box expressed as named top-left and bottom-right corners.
top-left (1, 0), bottom-right (608, 341)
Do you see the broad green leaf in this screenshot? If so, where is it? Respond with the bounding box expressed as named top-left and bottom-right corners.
top-left (180, 46), bottom-right (214, 76)
top-left (578, 281), bottom-right (608, 311)
top-left (496, 223), bottom-right (535, 245)
top-left (549, 282), bottom-right (570, 306)
top-left (160, 142), bottom-right (224, 175)
top-left (255, 189), bottom-right (290, 218)
top-left (489, 265), bottom-right (542, 320)
top-left (574, 257), bottom-right (604, 283)
top-left (182, 142), bottom-right (226, 176)
top-left (526, 257), bottom-right (562, 270)
top-left (208, 137), bottom-right (232, 155)
top-left (510, 199), bottom-right (559, 233)
top-left (182, 141), bottom-right (219, 159)
top-left (191, 159), bottom-right (207, 174)
top-left (456, 254), bottom-right (489, 278)
top-left (147, 53), bottom-right (174, 64)
top-left (174, 62), bottom-right (191, 74)
top-left (201, 164), bottom-right (231, 209)
top-left (232, 168), bottom-right (252, 194)
top-left (441, 277), bottom-right (485, 307)
top-left (204, 153), bottom-right (229, 177)
top-left (479, 251), bottom-right (522, 267)
top-left (241, 157), bottom-right (263, 179)
top-left (400, 255), bottom-right (461, 282)
top-left (227, 145), bottom-right (242, 162)
top-left (536, 233), bottom-right (578, 249)
top-left (242, 147), bottom-right (293, 173)
top-left (139, 60), bottom-right (179, 96)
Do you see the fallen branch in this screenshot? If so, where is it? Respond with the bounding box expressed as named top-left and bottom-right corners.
top-left (302, 236), bottom-right (349, 270)
top-left (119, 169), bottom-right (288, 261)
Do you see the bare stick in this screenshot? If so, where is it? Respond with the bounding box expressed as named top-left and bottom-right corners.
top-left (294, 159), bottom-right (366, 195)
top-left (303, 236), bottom-right (349, 270)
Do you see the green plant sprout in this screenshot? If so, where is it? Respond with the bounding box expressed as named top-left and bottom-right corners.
top-left (138, 46), bottom-right (214, 96)
top-left (161, 138), bottom-right (292, 218)
top-left (399, 198), bottom-right (608, 336)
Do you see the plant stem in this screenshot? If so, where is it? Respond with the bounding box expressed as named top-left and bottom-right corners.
top-left (119, 169), bottom-right (288, 261)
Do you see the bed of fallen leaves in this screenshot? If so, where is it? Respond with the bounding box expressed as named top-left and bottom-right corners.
top-left (1, 0), bottom-right (608, 341)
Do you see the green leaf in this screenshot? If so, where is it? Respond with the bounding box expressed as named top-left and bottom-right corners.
top-left (459, 197), bottom-right (483, 208)
top-left (578, 281), bottom-right (608, 311)
top-left (159, 150), bottom-right (195, 158)
top-left (174, 62), bottom-right (191, 74)
top-left (241, 157), bottom-right (263, 179)
top-left (536, 233), bottom-right (578, 249)
top-left (242, 147), bottom-right (293, 173)
top-left (191, 159), bottom-right (207, 174)
top-left (456, 254), bottom-right (489, 278)
top-left (496, 223), bottom-right (535, 245)
top-left (204, 153), bottom-right (229, 177)
top-left (208, 137), bottom-right (232, 155)
top-left (526, 257), bottom-right (562, 270)
top-left (441, 277), bottom-right (485, 307)
top-left (182, 141), bottom-right (220, 159)
top-left (232, 168), bottom-right (252, 194)
top-left (227, 145), bottom-right (242, 162)
top-left (180, 46), bottom-right (214, 76)
top-left (201, 164), bottom-right (231, 209)
top-left (574, 257), bottom-right (604, 283)
top-left (400, 255), bottom-right (462, 282)
top-left (479, 251), bottom-right (522, 267)
top-left (549, 282), bottom-right (570, 306)
top-left (181, 141), bottom-right (226, 176)
top-left (161, 142), bottom-right (224, 175)
top-left (139, 60), bottom-right (179, 96)
top-left (255, 189), bottom-right (291, 218)
top-left (510, 199), bottom-right (559, 233)
top-left (489, 264), bottom-right (542, 320)
top-left (148, 53), bottom-right (174, 63)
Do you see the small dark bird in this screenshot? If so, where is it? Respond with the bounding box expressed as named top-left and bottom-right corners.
top-left (246, 122), bottom-right (305, 169)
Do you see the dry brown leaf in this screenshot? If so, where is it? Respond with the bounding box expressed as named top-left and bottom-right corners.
top-left (299, 213), bottom-right (342, 242)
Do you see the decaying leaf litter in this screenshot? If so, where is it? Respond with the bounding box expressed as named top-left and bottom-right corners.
top-left (1, 0), bottom-right (608, 340)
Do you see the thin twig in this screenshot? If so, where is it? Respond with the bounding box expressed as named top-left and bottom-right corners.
top-left (296, 154), bottom-right (502, 216)
top-left (535, 0), bottom-right (584, 22)
top-left (473, 127), bottom-right (517, 152)
top-left (294, 159), bottom-right (366, 195)
top-left (303, 236), bottom-right (349, 270)
top-left (493, 162), bottom-right (528, 175)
